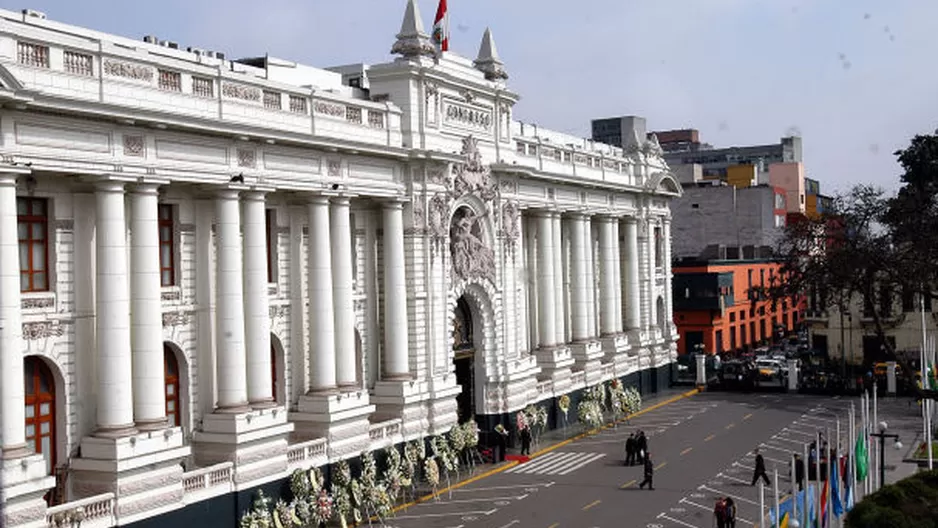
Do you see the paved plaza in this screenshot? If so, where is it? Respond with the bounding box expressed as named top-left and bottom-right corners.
top-left (377, 391), bottom-right (921, 528)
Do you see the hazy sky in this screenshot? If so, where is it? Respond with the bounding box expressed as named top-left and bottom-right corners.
top-left (16, 0), bottom-right (938, 194)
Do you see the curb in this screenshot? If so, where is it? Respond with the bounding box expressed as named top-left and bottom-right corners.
top-left (386, 387), bottom-right (701, 516)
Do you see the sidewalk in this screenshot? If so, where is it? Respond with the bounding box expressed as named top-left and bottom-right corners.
top-left (876, 395), bottom-right (929, 485)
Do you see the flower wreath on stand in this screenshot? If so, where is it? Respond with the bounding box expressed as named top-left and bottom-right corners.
top-left (432, 435), bottom-right (457, 497)
top-left (331, 460), bottom-right (353, 528)
top-left (623, 386), bottom-right (642, 415)
top-left (522, 404), bottom-right (548, 447)
top-left (239, 490), bottom-right (272, 528)
top-left (402, 439), bottom-right (425, 502)
top-left (609, 379), bottom-right (626, 427)
top-left (461, 420), bottom-right (480, 467)
top-left (424, 457), bottom-right (441, 498)
top-left (558, 394), bottom-right (571, 432)
top-left (448, 426), bottom-right (467, 480)
top-left (383, 445), bottom-right (404, 506)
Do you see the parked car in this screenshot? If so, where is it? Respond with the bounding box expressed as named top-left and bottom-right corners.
top-left (716, 360), bottom-right (758, 390)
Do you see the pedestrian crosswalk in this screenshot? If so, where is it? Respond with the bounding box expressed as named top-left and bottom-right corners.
top-left (504, 451), bottom-right (606, 476)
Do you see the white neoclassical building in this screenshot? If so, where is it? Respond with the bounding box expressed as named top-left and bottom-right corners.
top-left (0, 2), bottom-right (681, 526)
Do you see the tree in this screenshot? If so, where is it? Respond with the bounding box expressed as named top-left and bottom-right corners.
top-left (764, 130), bottom-right (938, 391)
top-left (844, 469), bottom-right (938, 527)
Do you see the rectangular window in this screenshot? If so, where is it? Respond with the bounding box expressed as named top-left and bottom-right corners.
top-left (345, 106), bottom-right (362, 124)
top-left (263, 90), bottom-right (282, 110)
top-left (266, 209), bottom-right (276, 283)
top-left (192, 76), bottom-right (214, 98)
top-left (17, 197), bottom-right (49, 292)
top-left (158, 204), bottom-right (175, 286)
top-left (367, 110), bottom-right (385, 129)
top-left (17, 42), bottom-right (49, 68)
top-left (729, 312), bottom-right (736, 323)
top-left (63, 50), bottom-right (93, 76)
top-left (654, 227), bottom-right (663, 268)
top-left (158, 70), bottom-right (182, 92)
top-left (289, 95), bottom-right (307, 114)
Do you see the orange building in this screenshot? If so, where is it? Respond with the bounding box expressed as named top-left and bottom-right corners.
top-left (672, 258), bottom-right (806, 355)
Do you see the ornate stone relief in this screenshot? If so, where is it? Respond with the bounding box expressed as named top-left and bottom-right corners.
top-left (426, 193), bottom-right (449, 245)
top-left (444, 102), bottom-right (493, 131)
top-left (451, 207), bottom-right (495, 282)
top-left (103, 60), bottom-right (153, 82)
top-left (500, 201), bottom-right (520, 252)
top-left (161, 290), bottom-right (181, 302)
top-left (424, 82), bottom-right (439, 126)
top-left (237, 148), bottom-right (257, 168)
top-left (269, 305), bottom-right (287, 320)
top-left (427, 165), bottom-right (448, 186)
top-left (499, 179), bottom-right (517, 194)
top-left (161, 312), bottom-right (189, 328)
top-left (314, 101), bottom-right (345, 118)
top-left (222, 83), bottom-right (261, 102)
top-left (123, 135), bottom-right (145, 157)
top-left (21, 296), bottom-right (54, 310)
top-left (327, 160), bottom-right (342, 178)
top-left (453, 136), bottom-right (496, 201)
top-left (22, 321), bottom-right (63, 340)
top-left (411, 194), bottom-right (426, 231)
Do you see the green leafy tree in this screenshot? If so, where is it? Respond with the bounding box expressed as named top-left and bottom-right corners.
top-left (845, 469), bottom-right (938, 527)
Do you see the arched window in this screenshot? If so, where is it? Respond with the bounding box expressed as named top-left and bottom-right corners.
top-left (453, 297), bottom-right (474, 354)
top-left (164, 346), bottom-right (180, 427)
top-left (24, 356), bottom-right (55, 475)
top-left (270, 343), bottom-right (278, 403)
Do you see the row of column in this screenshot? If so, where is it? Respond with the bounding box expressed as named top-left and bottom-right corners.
top-left (530, 210), bottom-right (644, 350)
top-left (306, 196), bottom-right (410, 395)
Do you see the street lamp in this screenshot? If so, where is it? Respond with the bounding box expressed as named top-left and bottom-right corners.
top-left (870, 421), bottom-right (901, 490)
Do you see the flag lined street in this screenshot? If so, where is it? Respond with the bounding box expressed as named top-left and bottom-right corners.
top-left (375, 391), bottom-right (921, 528)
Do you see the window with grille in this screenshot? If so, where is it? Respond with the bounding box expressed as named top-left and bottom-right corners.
top-left (17, 197), bottom-right (49, 292)
top-left (17, 42), bottom-right (49, 68)
top-left (367, 110), bottom-right (384, 129)
top-left (345, 106), bottom-right (362, 124)
top-left (263, 91), bottom-right (282, 110)
top-left (158, 204), bottom-right (175, 286)
top-left (192, 76), bottom-right (214, 98)
top-left (289, 95), bottom-right (307, 114)
top-left (158, 69), bottom-right (182, 92)
top-left (63, 51), bottom-right (93, 76)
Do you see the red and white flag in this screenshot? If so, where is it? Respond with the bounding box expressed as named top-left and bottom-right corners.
top-left (432, 0), bottom-right (449, 52)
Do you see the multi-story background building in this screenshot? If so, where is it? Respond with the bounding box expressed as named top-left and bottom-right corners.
top-left (0, 3), bottom-right (682, 526)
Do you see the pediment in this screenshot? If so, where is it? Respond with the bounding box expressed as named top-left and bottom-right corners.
top-left (644, 171), bottom-right (683, 196)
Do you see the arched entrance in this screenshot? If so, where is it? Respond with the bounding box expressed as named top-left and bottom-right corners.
top-left (453, 296), bottom-right (475, 421)
top-left (24, 356), bottom-right (56, 475)
top-left (164, 345), bottom-right (181, 427)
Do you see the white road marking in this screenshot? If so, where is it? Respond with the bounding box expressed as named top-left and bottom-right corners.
top-left (771, 435), bottom-right (806, 445)
top-left (557, 453), bottom-right (607, 475)
top-left (424, 494), bottom-right (529, 506)
top-left (496, 521), bottom-right (520, 528)
top-left (698, 485), bottom-right (759, 506)
top-left (393, 509), bottom-right (497, 520)
top-left (717, 472), bottom-right (750, 485)
top-left (452, 482), bottom-right (554, 493)
top-left (505, 451), bottom-right (606, 476)
top-left (657, 512), bottom-right (701, 528)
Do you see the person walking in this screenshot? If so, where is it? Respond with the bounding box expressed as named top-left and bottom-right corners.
top-left (636, 430), bottom-right (648, 464)
top-left (793, 453), bottom-right (805, 491)
top-left (723, 497), bottom-right (736, 528)
top-left (520, 425), bottom-right (532, 456)
top-left (625, 433), bottom-right (636, 466)
top-left (638, 452), bottom-right (654, 490)
top-left (750, 448), bottom-right (769, 486)
top-left (713, 497), bottom-right (726, 528)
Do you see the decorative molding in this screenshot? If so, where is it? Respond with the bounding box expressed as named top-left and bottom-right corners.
top-left (443, 101), bottom-right (493, 131)
top-left (178, 223), bottom-right (196, 233)
top-left (269, 305), bottom-right (287, 320)
top-left (237, 148), bottom-right (257, 168)
top-left (327, 160), bottom-right (341, 178)
top-left (161, 290), bottom-right (181, 302)
top-left (314, 101), bottom-right (345, 118)
top-left (4, 503), bottom-right (47, 527)
top-left (427, 165), bottom-right (448, 186)
top-left (426, 193), bottom-right (450, 246)
top-left (222, 83), bottom-right (261, 102)
top-left (500, 200), bottom-right (520, 252)
top-left (119, 472), bottom-right (180, 496)
top-left (22, 296), bottom-right (55, 310)
top-left (123, 135), bottom-right (145, 157)
top-left (498, 179), bottom-right (517, 194)
top-left (22, 321), bottom-right (63, 340)
top-left (161, 312), bottom-right (189, 328)
top-left (53, 219), bottom-right (74, 231)
top-left (451, 207), bottom-right (495, 283)
top-left (235, 465), bottom-right (279, 485)
top-left (411, 194), bottom-right (426, 231)
top-left (118, 489), bottom-right (183, 519)
top-left (453, 135), bottom-right (496, 202)
top-left (103, 60), bottom-right (153, 82)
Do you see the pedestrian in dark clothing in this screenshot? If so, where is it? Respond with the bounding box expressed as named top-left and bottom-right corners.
top-left (520, 427), bottom-right (532, 456)
top-left (751, 448), bottom-right (769, 486)
top-left (625, 433), bottom-right (636, 466)
top-left (636, 431), bottom-right (648, 464)
top-left (714, 498), bottom-right (727, 528)
top-left (639, 453), bottom-right (654, 490)
top-left (723, 497), bottom-right (736, 528)
top-left (793, 454), bottom-right (805, 491)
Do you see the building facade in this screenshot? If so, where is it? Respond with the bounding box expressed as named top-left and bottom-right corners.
top-left (673, 258), bottom-right (804, 355)
top-left (0, 3), bottom-right (681, 527)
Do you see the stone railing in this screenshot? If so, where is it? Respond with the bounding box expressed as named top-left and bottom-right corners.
top-left (46, 492), bottom-right (115, 528)
top-left (286, 438), bottom-right (328, 470)
top-left (368, 419), bottom-right (403, 449)
top-left (570, 371), bottom-right (587, 387)
top-left (181, 462), bottom-right (234, 504)
top-left (536, 380), bottom-right (554, 399)
top-left (601, 364), bottom-right (616, 380)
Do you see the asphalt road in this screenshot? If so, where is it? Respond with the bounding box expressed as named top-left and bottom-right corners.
top-left (380, 392), bottom-right (855, 528)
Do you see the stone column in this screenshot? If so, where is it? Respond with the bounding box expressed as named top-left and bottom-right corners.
top-left (584, 217), bottom-right (597, 338)
top-left (525, 216), bottom-right (539, 348)
top-left (598, 217), bottom-right (617, 336)
top-left (623, 218), bottom-right (642, 330)
top-left (214, 189), bottom-right (249, 411)
top-left (569, 214), bottom-right (589, 341)
top-left (535, 212), bottom-right (556, 347)
top-left (383, 200), bottom-right (410, 380)
top-left (130, 184), bottom-right (168, 430)
top-left (662, 219), bottom-right (673, 332)
top-left (551, 213), bottom-right (565, 345)
top-left (0, 174), bottom-right (27, 455)
top-left (243, 191), bottom-right (274, 407)
top-left (307, 197), bottom-right (337, 393)
top-left (612, 219), bottom-right (623, 333)
top-left (95, 181), bottom-right (137, 434)
top-left (331, 197), bottom-right (357, 389)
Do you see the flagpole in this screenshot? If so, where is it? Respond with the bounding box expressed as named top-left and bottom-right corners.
top-left (774, 468), bottom-right (780, 528)
top-left (791, 452), bottom-right (797, 525)
top-left (803, 441), bottom-right (810, 528)
top-left (836, 418), bottom-right (842, 528)
top-left (928, 334), bottom-right (934, 470)
top-left (759, 480), bottom-right (766, 528)
top-left (825, 428), bottom-right (832, 528)
top-left (815, 431), bottom-right (822, 526)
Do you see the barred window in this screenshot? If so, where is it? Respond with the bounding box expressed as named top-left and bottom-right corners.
top-left (367, 110), bottom-right (384, 129)
top-left (158, 70), bottom-right (182, 92)
top-left (263, 91), bottom-right (282, 110)
top-left (345, 106), bottom-right (362, 124)
top-left (63, 51), bottom-right (93, 76)
top-left (192, 76), bottom-right (214, 98)
top-left (289, 95), bottom-right (307, 114)
top-left (17, 42), bottom-right (49, 68)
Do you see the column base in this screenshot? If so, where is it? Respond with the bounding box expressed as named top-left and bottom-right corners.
top-left (250, 398), bottom-right (278, 410)
top-left (2, 444), bottom-right (31, 460)
top-left (70, 427), bottom-right (191, 525)
top-left (291, 390), bottom-right (375, 461)
top-left (135, 418), bottom-right (170, 432)
top-left (1, 453), bottom-right (55, 528)
top-left (600, 334), bottom-right (630, 358)
top-left (192, 406), bottom-right (293, 490)
top-left (571, 339), bottom-right (604, 364)
top-left (93, 423), bottom-right (139, 439)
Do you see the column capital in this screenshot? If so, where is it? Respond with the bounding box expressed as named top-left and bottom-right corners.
top-left (330, 195), bottom-right (352, 207)
top-left (241, 189), bottom-right (269, 202)
top-left (95, 179), bottom-right (127, 193)
top-left (131, 182), bottom-right (162, 195)
top-left (0, 170), bottom-right (27, 187)
top-left (382, 198), bottom-right (407, 210)
top-left (621, 216), bottom-right (640, 225)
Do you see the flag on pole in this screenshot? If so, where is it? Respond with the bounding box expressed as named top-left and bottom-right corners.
top-left (855, 429), bottom-right (869, 481)
top-left (820, 475), bottom-right (829, 528)
top-left (431, 0), bottom-right (449, 52)
top-left (832, 455), bottom-right (844, 517)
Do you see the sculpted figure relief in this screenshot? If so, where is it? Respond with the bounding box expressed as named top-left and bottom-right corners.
top-left (450, 207), bottom-right (495, 282)
top-left (453, 135), bottom-right (497, 201)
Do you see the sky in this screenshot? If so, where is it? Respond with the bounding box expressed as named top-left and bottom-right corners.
top-left (13, 0), bottom-right (938, 194)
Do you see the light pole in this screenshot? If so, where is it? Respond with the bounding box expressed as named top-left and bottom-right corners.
top-left (840, 308), bottom-right (850, 380)
top-left (869, 421), bottom-right (902, 491)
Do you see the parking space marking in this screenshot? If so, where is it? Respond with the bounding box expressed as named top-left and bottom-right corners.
top-left (657, 512), bottom-right (701, 528)
top-left (656, 461), bottom-right (668, 470)
top-left (698, 485), bottom-right (759, 506)
top-left (725, 423), bottom-right (736, 430)
top-left (717, 472), bottom-right (750, 485)
top-left (452, 482), bottom-right (554, 493)
top-left (393, 508), bottom-right (497, 520)
top-left (743, 413), bottom-right (753, 420)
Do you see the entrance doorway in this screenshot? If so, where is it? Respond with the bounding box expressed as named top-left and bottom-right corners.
top-left (453, 296), bottom-right (475, 421)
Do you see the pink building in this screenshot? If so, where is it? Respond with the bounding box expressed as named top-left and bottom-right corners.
top-left (768, 162), bottom-right (806, 214)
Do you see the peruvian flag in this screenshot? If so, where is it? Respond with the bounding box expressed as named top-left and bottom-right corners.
top-left (432, 0), bottom-right (449, 52)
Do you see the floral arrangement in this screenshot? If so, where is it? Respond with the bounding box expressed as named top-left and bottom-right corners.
top-left (516, 410), bottom-right (528, 431)
top-left (622, 386), bottom-right (642, 414)
top-left (289, 469), bottom-right (311, 500)
top-left (239, 490), bottom-right (272, 528)
top-left (331, 482), bottom-right (352, 526)
top-left (577, 399), bottom-right (604, 430)
top-left (449, 423), bottom-right (467, 455)
top-left (494, 424), bottom-right (508, 436)
top-left (272, 499), bottom-right (293, 528)
top-left (558, 394), bottom-right (571, 417)
top-left (311, 488), bottom-right (333, 526)
top-left (462, 420), bottom-right (479, 448)
top-left (424, 457), bottom-right (440, 488)
top-left (333, 459), bottom-right (352, 487)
